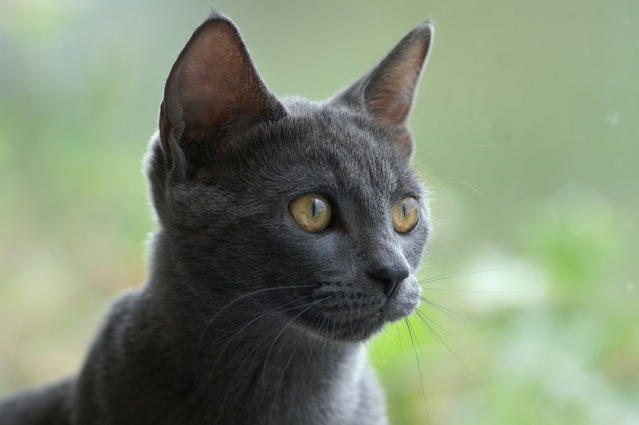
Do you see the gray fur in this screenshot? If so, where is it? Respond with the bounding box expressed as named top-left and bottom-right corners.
top-left (0, 13), bottom-right (433, 425)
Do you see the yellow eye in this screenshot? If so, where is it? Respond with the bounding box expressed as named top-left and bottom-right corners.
top-left (289, 194), bottom-right (332, 232)
top-left (393, 196), bottom-right (419, 233)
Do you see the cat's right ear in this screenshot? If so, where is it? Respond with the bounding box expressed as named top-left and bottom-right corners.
top-left (332, 21), bottom-right (433, 159)
top-left (159, 14), bottom-right (285, 178)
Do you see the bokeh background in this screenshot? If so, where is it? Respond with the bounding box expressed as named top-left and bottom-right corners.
top-left (1, 0), bottom-right (638, 424)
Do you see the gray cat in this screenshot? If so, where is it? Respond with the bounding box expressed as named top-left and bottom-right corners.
top-left (0, 13), bottom-right (433, 425)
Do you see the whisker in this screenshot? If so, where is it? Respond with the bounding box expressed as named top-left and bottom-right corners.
top-left (413, 309), bottom-right (480, 382)
top-left (206, 293), bottom-right (315, 381)
top-left (409, 143), bottom-right (446, 163)
top-left (306, 313), bottom-right (329, 370)
top-left (261, 297), bottom-right (330, 385)
top-left (415, 309), bottom-right (491, 383)
top-left (269, 338), bottom-right (302, 425)
top-left (418, 299), bottom-right (488, 351)
top-left (434, 174), bottom-right (484, 198)
top-left (419, 265), bottom-right (526, 286)
top-left (414, 309), bottom-right (473, 358)
top-left (407, 319), bottom-right (425, 372)
top-left (450, 143), bottom-right (495, 150)
top-left (420, 297), bottom-right (509, 340)
top-left (405, 318), bottom-right (430, 424)
top-left (421, 287), bottom-right (536, 294)
top-left (197, 284), bottom-right (316, 350)
top-left (395, 322), bottom-right (404, 355)
top-left (214, 297), bottom-right (328, 423)
top-left (448, 119), bottom-right (477, 127)
top-left (433, 184), bottom-right (453, 198)
top-left (411, 142), bottom-right (492, 170)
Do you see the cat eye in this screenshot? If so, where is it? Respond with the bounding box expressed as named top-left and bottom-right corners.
top-left (392, 196), bottom-right (419, 233)
top-left (289, 194), bottom-right (333, 233)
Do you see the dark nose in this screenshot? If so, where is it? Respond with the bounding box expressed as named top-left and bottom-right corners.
top-left (370, 267), bottom-right (409, 298)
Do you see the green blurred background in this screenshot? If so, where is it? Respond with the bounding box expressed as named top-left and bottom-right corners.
top-left (1, 0), bottom-right (638, 424)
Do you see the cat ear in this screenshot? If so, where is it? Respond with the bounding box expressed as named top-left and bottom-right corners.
top-left (159, 14), bottom-right (285, 171)
top-left (333, 21), bottom-right (433, 157)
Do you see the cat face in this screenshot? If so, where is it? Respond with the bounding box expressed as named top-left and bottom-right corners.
top-left (147, 15), bottom-right (433, 343)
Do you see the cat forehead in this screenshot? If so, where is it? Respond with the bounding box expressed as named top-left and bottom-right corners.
top-left (230, 102), bottom-right (422, 197)
top-left (281, 101), bottom-right (404, 164)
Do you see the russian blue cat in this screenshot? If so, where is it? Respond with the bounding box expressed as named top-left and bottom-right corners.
top-left (0, 13), bottom-right (434, 425)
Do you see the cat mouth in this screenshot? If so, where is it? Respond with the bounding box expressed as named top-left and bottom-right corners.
top-left (293, 296), bottom-right (418, 342)
top-left (382, 295), bottom-right (420, 322)
top-left (305, 312), bottom-right (387, 342)
top-left (283, 276), bottom-right (422, 342)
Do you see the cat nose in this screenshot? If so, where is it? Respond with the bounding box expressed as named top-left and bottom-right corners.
top-left (370, 267), bottom-right (409, 299)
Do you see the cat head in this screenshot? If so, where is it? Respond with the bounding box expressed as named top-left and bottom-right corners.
top-left (147, 14), bottom-right (434, 343)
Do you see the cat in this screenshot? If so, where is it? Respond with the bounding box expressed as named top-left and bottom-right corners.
top-left (0, 12), bottom-right (434, 425)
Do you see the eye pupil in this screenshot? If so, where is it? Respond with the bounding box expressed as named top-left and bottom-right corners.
top-left (313, 198), bottom-right (326, 217)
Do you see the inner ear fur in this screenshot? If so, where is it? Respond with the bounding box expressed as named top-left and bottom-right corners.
top-left (333, 21), bottom-right (434, 157)
top-left (159, 14), bottom-right (285, 169)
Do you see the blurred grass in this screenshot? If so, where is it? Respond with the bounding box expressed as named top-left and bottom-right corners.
top-left (1, 0), bottom-right (638, 424)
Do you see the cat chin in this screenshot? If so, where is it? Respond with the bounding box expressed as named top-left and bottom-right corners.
top-left (290, 310), bottom-right (385, 343)
top-left (382, 298), bottom-right (420, 323)
top-left (382, 282), bottom-right (422, 323)
top-left (290, 280), bottom-right (423, 343)
top-left (322, 319), bottom-right (387, 343)
top-left (293, 302), bottom-right (419, 344)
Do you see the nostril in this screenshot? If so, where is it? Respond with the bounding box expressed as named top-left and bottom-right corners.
top-left (370, 267), bottom-right (409, 299)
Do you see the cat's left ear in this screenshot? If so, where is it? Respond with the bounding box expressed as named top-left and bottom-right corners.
top-left (332, 21), bottom-right (433, 158)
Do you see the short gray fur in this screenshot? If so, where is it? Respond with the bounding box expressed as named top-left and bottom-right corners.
top-left (0, 13), bottom-right (434, 425)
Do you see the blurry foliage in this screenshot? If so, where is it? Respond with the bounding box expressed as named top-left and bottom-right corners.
top-left (1, 0), bottom-right (638, 424)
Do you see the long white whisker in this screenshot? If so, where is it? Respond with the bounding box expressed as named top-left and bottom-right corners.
top-left (261, 297), bottom-right (330, 386)
top-left (434, 174), bottom-right (484, 198)
top-left (419, 264), bottom-right (526, 286)
top-left (413, 309), bottom-right (479, 382)
top-left (405, 318), bottom-right (430, 424)
top-left (420, 297), bottom-right (509, 340)
top-left (268, 338), bottom-right (302, 425)
top-left (206, 293), bottom-right (315, 382)
top-left (214, 297), bottom-right (327, 423)
top-left (198, 284), bottom-right (317, 350)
